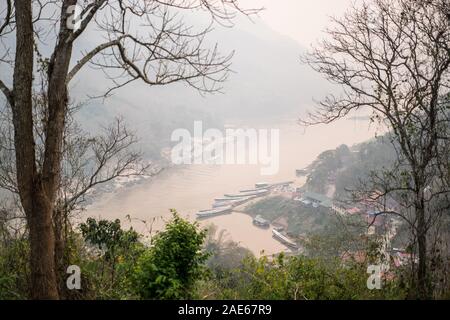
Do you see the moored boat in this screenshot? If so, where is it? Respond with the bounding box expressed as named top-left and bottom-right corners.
top-left (255, 182), bottom-right (269, 188)
top-left (213, 196), bottom-right (256, 208)
top-left (239, 188), bottom-right (261, 193)
top-left (270, 181), bottom-right (294, 187)
top-left (196, 206), bottom-right (232, 218)
top-left (212, 202), bottom-right (232, 208)
top-left (272, 229), bottom-right (298, 249)
top-left (296, 169), bottom-right (308, 176)
top-left (253, 215), bottom-right (270, 228)
top-left (214, 197), bottom-right (234, 202)
top-left (225, 189), bottom-right (269, 198)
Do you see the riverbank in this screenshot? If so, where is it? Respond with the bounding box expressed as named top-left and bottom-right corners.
top-left (84, 119), bottom-right (376, 256)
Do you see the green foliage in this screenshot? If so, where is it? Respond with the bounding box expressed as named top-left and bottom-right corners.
top-left (201, 225), bottom-right (254, 298)
top-left (80, 218), bottom-right (139, 261)
top-left (0, 238), bottom-right (29, 299)
top-left (302, 138), bottom-right (397, 200)
top-left (244, 196), bottom-right (339, 236)
top-left (305, 145), bottom-right (351, 193)
top-left (78, 218), bottom-right (144, 299)
top-left (0, 209), bottom-right (444, 300)
top-left (203, 253), bottom-right (406, 300)
top-left (334, 137), bottom-right (397, 199)
top-left (132, 210), bottom-right (208, 299)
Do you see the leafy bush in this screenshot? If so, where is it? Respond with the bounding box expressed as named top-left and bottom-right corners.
top-left (133, 210), bottom-right (208, 299)
top-left (203, 253), bottom-right (406, 300)
top-left (0, 238), bottom-right (29, 299)
top-left (79, 218), bottom-right (144, 299)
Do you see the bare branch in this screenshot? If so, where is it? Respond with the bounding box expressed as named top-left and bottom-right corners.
top-left (0, 0), bottom-right (13, 36)
top-left (0, 79), bottom-right (13, 105)
top-left (67, 38), bottom-right (120, 83)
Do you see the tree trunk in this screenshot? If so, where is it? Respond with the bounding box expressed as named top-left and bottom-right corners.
top-left (54, 207), bottom-right (67, 298)
top-left (12, 0), bottom-right (59, 300)
top-left (42, 1), bottom-right (77, 298)
top-left (28, 185), bottom-right (59, 299)
top-left (416, 204), bottom-right (429, 299)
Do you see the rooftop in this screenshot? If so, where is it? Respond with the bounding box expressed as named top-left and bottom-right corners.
top-left (303, 191), bottom-right (333, 208)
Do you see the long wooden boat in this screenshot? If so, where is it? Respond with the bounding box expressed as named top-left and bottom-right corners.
top-left (272, 229), bottom-right (298, 249)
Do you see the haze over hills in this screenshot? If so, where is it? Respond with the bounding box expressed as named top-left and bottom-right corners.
top-left (0, 14), bottom-right (332, 160)
top-left (69, 17), bottom-right (332, 158)
top-left (0, 16), bottom-right (334, 163)
top-left (2, 0), bottom-right (448, 302)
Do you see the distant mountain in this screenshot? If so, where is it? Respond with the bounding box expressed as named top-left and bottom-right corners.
top-left (1, 15), bottom-right (332, 159)
top-left (69, 16), bottom-right (332, 159)
top-left (73, 16), bottom-right (330, 115)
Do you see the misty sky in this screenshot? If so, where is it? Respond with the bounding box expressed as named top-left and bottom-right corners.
top-left (247, 0), bottom-right (353, 46)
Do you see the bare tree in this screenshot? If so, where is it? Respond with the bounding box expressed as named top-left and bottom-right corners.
top-left (54, 114), bottom-right (149, 298)
top-left (1, 96), bottom-right (149, 298)
top-left (0, 0), bottom-right (259, 299)
top-left (301, 0), bottom-right (450, 298)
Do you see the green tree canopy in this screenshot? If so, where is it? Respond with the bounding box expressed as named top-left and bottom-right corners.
top-left (133, 210), bottom-right (208, 299)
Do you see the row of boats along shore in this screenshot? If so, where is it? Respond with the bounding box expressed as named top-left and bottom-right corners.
top-left (196, 181), bottom-right (299, 250)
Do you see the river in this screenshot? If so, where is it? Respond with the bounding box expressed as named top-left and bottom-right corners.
top-left (84, 117), bottom-right (378, 256)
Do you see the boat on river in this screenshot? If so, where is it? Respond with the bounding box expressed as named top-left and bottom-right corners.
top-left (272, 229), bottom-right (298, 249)
top-left (255, 182), bottom-right (270, 188)
top-left (214, 197), bottom-right (235, 202)
top-left (224, 189), bottom-right (269, 198)
top-left (196, 206), bottom-right (232, 219)
top-left (212, 196), bottom-right (256, 208)
top-left (253, 215), bottom-right (270, 228)
top-left (269, 181), bottom-right (294, 187)
top-left (296, 169), bottom-right (309, 176)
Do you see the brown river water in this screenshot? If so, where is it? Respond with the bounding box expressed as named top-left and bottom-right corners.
top-left (84, 117), bottom-right (378, 256)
